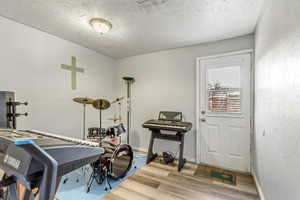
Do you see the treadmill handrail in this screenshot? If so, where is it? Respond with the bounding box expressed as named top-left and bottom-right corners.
top-left (17, 141), bottom-right (58, 200)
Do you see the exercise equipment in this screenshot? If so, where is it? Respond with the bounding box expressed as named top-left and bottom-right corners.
top-left (0, 129), bottom-right (104, 200)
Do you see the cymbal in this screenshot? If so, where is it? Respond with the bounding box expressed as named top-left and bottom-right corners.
top-left (73, 97), bottom-right (94, 105)
top-left (93, 99), bottom-right (111, 110)
top-left (111, 97), bottom-right (125, 104)
top-left (108, 116), bottom-right (121, 122)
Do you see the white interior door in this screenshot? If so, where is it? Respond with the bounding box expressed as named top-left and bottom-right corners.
top-left (198, 53), bottom-right (251, 172)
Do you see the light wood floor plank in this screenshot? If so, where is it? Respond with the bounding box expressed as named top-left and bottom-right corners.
top-left (111, 186), bottom-right (155, 200)
top-left (121, 179), bottom-right (184, 200)
top-left (148, 161), bottom-right (197, 176)
top-left (103, 162), bottom-right (260, 200)
top-left (128, 174), bottom-right (160, 188)
top-left (101, 192), bottom-right (127, 200)
top-left (141, 165), bottom-right (170, 177)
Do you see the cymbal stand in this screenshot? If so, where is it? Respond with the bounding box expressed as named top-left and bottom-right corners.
top-left (117, 101), bottom-right (122, 145)
top-left (77, 104), bottom-right (89, 185)
top-left (86, 163), bottom-right (104, 193)
top-left (83, 104), bottom-right (86, 140)
top-left (81, 104), bottom-right (90, 184)
top-left (99, 109), bottom-right (102, 147)
top-left (118, 101), bottom-right (122, 123)
top-left (104, 166), bottom-right (112, 191)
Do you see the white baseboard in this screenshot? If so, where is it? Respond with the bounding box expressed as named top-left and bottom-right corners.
top-left (252, 171), bottom-right (266, 200)
top-left (133, 147), bottom-right (147, 153)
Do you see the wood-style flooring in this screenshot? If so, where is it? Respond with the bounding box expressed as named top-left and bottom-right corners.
top-left (103, 161), bottom-right (260, 200)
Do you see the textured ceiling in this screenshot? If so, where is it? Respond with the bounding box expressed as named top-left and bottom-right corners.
top-left (0, 0), bottom-right (263, 58)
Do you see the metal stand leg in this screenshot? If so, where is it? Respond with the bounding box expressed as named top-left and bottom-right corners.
top-left (86, 163), bottom-right (105, 193)
top-left (126, 82), bottom-right (131, 145)
top-left (104, 168), bottom-right (112, 191)
top-left (8, 184), bottom-right (18, 200)
top-left (83, 104), bottom-right (86, 140)
top-left (147, 131), bottom-right (157, 164)
top-left (75, 104), bottom-right (87, 184)
top-left (99, 110), bottom-right (102, 130)
top-left (86, 169), bottom-right (96, 193)
top-left (99, 109), bottom-right (103, 147)
top-left (178, 135), bottom-right (186, 172)
top-left (22, 189), bottom-right (34, 200)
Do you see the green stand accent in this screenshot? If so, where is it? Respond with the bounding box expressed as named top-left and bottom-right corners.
top-left (122, 77), bottom-right (135, 83)
top-left (61, 56), bottom-right (85, 90)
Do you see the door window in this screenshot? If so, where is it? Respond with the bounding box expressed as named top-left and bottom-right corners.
top-left (207, 66), bottom-right (241, 113)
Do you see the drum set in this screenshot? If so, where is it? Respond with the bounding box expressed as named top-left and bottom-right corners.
top-left (73, 97), bottom-right (133, 192)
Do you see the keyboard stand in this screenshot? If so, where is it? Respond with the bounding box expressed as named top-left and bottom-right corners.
top-left (146, 129), bottom-right (186, 172)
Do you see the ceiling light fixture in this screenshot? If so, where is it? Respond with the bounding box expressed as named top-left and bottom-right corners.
top-left (89, 18), bottom-right (112, 35)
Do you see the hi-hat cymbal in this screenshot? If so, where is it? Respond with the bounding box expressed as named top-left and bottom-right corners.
top-left (111, 96), bottom-right (125, 104)
top-left (108, 116), bottom-right (121, 122)
top-left (93, 99), bottom-right (111, 110)
top-left (73, 97), bottom-right (94, 105)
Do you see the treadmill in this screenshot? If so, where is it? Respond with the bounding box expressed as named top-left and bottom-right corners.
top-left (0, 129), bottom-right (104, 200)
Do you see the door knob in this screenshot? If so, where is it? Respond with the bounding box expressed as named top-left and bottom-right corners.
top-left (200, 118), bottom-right (206, 122)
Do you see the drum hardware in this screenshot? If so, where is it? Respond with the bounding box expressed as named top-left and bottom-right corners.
top-left (86, 161), bottom-right (107, 193)
top-left (105, 123), bottom-right (126, 138)
top-left (73, 97), bottom-right (94, 140)
top-left (87, 127), bottom-right (106, 145)
top-left (73, 97), bottom-right (94, 105)
top-left (123, 77), bottom-right (135, 144)
top-left (73, 97), bottom-right (97, 186)
top-left (111, 96), bottom-right (124, 105)
top-left (162, 151), bottom-right (175, 164)
top-left (108, 115), bottom-right (120, 123)
top-left (71, 96), bottom-right (134, 192)
top-left (108, 97), bottom-right (124, 124)
top-left (92, 99), bottom-right (111, 110)
top-left (87, 123), bottom-right (126, 145)
top-left (86, 158), bottom-right (112, 193)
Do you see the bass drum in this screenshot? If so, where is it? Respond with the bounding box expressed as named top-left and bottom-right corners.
top-left (101, 142), bottom-right (133, 179)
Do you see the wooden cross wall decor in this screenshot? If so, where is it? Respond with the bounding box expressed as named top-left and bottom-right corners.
top-left (61, 56), bottom-right (85, 90)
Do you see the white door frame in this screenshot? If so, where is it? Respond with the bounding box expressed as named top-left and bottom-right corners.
top-left (195, 49), bottom-right (254, 172)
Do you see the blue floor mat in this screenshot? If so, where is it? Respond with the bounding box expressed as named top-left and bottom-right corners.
top-left (56, 152), bottom-right (147, 200)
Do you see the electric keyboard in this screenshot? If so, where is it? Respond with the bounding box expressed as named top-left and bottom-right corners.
top-left (0, 129), bottom-right (104, 200)
top-left (142, 120), bottom-right (192, 132)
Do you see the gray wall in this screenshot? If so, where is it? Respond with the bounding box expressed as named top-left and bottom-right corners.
top-left (254, 0), bottom-right (300, 199)
top-left (0, 16), bottom-right (116, 138)
top-left (116, 35), bottom-right (254, 162)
